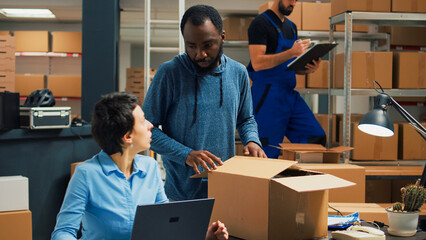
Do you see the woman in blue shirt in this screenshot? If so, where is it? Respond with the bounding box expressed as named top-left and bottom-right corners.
top-left (51, 92), bottom-right (228, 240)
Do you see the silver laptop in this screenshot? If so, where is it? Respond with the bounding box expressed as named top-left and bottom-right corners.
top-left (131, 198), bottom-right (215, 240)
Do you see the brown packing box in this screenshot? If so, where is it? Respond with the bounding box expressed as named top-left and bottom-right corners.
top-left (337, 114), bottom-right (365, 145)
top-left (0, 34), bottom-right (15, 49)
top-left (379, 26), bottom-right (426, 47)
top-left (279, 143), bottom-right (353, 163)
top-left (192, 156), bottom-right (355, 240)
top-left (0, 31), bottom-right (11, 36)
top-left (297, 164), bottom-right (365, 203)
top-left (335, 25), bottom-right (369, 32)
top-left (222, 17), bottom-right (253, 41)
top-left (258, 2), bottom-right (302, 30)
top-left (0, 210), bottom-right (32, 240)
top-left (14, 31), bottom-right (49, 52)
top-left (294, 74), bottom-right (305, 88)
top-left (392, 0), bottom-right (426, 13)
top-left (302, 2), bottom-right (331, 31)
top-left (0, 73), bottom-right (15, 92)
top-left (351, 122), bottom-right (399, 160)
top-left (315, 113), bottom-right (337, 144)
top-left (307, 60), bottom-right (329, 88)
top-left (334, 51), bottom-right (393, 89)
top-left (331, 0), bottom-right (391, 17)
top-left (52, 32), bottom-right (82, 53)
top-left (48, 75), bottom-right (81, 97)
top-left (398, 122), bottom-right (426, 159)
top-left (15, 74), bottom-right (45, 96)
top-left (393, 52), bottom-right (426, 89)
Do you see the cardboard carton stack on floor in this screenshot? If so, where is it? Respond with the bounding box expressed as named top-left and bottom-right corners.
top-left (193, 156), bottom-right (354, 240)
top-left (0, 176), bottom-right (32, 240)
top-left (125, 67), bottom-right (156, 103)
top-left (0, 34), bottom-right (15, 92)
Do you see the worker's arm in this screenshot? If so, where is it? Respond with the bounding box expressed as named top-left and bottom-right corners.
top-left (248, 39), bottom-right (310, 71)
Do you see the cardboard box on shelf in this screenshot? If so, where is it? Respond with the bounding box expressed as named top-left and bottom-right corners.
top-left (393, 52), bottom-right (426, 89)
top-left (331, 0), bottom-right (391, 17)
top-left (379, 26), bottom-right (426, 47)
top-left (0, 31), bottom-right (11, 36)
top-left (14, 31), bottom-right (49, 52)
top-left (48, 75), bottom-right (81, 97)
top-left (52, 32), bottom-right (82, 53)
top-left (295, 74), bottom-right (306, 88)
top-left (0, 74), bottom-right (15, 92)
top-left (302, 2), bottom-right (330, 31)
top-left (0, 34), bottom-right (15, 49)
top-left (334, 51), bottom-right (393, 89)
top-left (258, 2), bottom-right (302, 30)
top-left (297, 163), bottom-right (365, 203)
top-left (351, 122), bottom-right (399, 161)
top-left (392, 0), bottom-right (426, 13)
top-left (222, 17), bottom-right (253, 41)
top-left (279, 143), bottom-right (353, 163)
top-left (337, 114), bottom-right (365, 145)
top-left (15, 74), bottom-right (45, 96)
top-left (398, 122), bottom-right (426, 160)
top-left (335, 25), bottom-right (369, 32)
top-left (0, 176), bottom-right (28, 212)
top-left (315, 113), bottom-right (337, 144)
top-left (307, 60), bottom-right (329, 88)
top-left (192, 156), bottom-right (354, 240)
top-left (0, 210), bottom-right (32, 240)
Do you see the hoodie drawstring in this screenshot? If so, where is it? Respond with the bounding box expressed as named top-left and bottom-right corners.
top-left (192, 73), bottom-right (223, 126)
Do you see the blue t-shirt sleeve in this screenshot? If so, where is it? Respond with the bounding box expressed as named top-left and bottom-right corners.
top-left (51, 166), bottom-right (88, 240)
top-left (154, 163), bottom-right (168, 203)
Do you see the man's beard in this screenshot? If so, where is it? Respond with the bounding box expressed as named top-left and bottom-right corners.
top-left (189, 43), bottom-right (223, 75)
top-left (278, 1), bottom-right (293, 16)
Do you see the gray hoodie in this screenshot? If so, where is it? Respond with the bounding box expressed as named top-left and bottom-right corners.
top-left (142, 53), bottom-right (261, 200)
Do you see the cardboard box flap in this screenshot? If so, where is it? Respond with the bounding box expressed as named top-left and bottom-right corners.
top-left (279, 143), bottom-right (327, 152)
top-left (327, 146), bottom-right (354, 153)
top-left (272, 174), bottom-right (355, 193)
top-left (191, 156), bottom-right (296, 179)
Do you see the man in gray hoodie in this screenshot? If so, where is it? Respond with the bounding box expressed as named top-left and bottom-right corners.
top-left (143, 4), bottom-right (266, 201)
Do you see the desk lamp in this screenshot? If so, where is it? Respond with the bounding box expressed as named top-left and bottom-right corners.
top-left (358, 81), bottom-right (426, 140)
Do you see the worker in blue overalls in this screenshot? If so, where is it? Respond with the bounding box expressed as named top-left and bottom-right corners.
top-left (247, 0), bottom-right (325, 158)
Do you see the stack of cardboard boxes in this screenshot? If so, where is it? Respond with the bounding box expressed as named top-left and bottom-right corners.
top-left (0, 176), bottom-right (32, 240)
top-left (8, 31), bottom-right (82, 98)
top-left (125, 67), bottom-right (156, 103)
top-left (0, 34), bottom-right (15, 92)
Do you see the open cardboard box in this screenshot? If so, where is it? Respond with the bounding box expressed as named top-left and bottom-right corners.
top-left (279, 143), bottom-right (353, 163)
top-left (192, 156), bottom-right (354, 239)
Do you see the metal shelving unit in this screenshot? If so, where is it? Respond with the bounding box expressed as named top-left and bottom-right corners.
top-left (328, 11), bottom-right (426, 163)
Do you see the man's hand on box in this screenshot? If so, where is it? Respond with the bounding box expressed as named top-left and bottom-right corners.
top-left (243, 142), bottom-right (267, 158)
top-left (186, 150), bottom-right (223, 174)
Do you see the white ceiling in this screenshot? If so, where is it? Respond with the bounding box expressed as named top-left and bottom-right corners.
top-left (0, 0), bottom-right (271, 45)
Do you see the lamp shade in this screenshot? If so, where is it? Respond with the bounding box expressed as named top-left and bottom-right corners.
top-left (358, 108), bottom-right (394, 137)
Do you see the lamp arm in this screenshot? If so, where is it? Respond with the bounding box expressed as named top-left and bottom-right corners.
top-left (389, 96), bottom-right (426, 141)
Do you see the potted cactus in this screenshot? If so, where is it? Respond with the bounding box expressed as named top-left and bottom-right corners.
top-left (386, 179), bottom-right (426, 237)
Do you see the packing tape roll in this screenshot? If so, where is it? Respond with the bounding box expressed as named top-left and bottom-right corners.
top-left (366, 52), bottom-right (375, 88)
top-left (419, 52), bottom-right (425, 88)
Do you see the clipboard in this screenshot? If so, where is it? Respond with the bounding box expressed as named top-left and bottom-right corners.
top-left (286, 42), bottom-right (338, 71)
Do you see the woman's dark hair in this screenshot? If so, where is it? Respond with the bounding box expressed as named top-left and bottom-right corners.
top-left (180, 4), bottom-right (223, 35)
top-left (91, 92), bottom-right (140, 155)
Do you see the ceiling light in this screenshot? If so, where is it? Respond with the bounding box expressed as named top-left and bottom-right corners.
top-left (0, 8), bottom-right (56, 18)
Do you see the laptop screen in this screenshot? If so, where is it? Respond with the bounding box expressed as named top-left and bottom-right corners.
top-left (131, 198), bottom-right (215, 240)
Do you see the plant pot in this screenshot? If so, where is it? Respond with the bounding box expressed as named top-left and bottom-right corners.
top-left (386, 207), bottom-right (420, 237)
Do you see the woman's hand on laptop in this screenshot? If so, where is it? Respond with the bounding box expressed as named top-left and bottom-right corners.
top-left (206, 220), bottom-right (228, 240)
